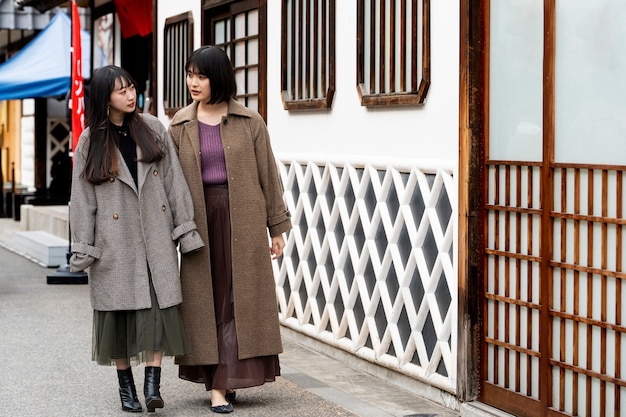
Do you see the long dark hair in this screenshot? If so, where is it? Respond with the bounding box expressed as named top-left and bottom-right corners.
top-left (82, 65), bottom-right (164, 185)
top-left (185, 46), bottom-right (237, 105)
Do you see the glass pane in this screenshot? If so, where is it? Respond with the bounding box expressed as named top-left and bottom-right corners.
top-left (248, 38), bottom-right (259, 66)
top-left (235, 13), bottom-right (247, 39)
top-left (247, 67), bottom-right (258, 94)
top-left (234, 41), bottom-right (246, 67)
top-left (489, 0), bottom-right (543, 162)
top-left (555, 0), bottom-right (626, 165)
top-left (214, 20), bottom-right (226, 45)
top-left (247, 9), bottom-right (259, 36)
top-left (235, 69), bottom-right (246, 96)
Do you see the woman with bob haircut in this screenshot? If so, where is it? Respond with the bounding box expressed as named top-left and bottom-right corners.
top-left (168, 46), bottom-right (292, 414)
top-left (70, 65), bottom-right (204, 413)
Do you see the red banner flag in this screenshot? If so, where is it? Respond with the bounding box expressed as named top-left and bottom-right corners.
top-left (70, 1), bottom-right (84, 161)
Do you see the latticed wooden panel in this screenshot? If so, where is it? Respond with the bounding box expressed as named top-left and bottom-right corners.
top-left (484, 163), bottom-right (626, 417)
top-left (484, 163), bottom-right (542, 404)
top-left (551, 167), bottom-right (626, 417)
top-left (273, 161), bottom-right (456, 391)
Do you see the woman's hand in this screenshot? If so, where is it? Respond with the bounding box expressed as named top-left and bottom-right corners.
top-left (269, 235), bottom-right (286, 260)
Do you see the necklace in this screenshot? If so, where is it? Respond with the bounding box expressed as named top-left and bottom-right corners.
top-left (111, 122), bottom-right (128, 137)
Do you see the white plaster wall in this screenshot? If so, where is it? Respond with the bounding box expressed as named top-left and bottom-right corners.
top-left (265, 0), bottom-right (460, 165)
top-left (156, 1), bottom-right (460, 166)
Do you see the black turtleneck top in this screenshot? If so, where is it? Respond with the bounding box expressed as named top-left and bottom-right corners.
top-left (113, 122), bottom-right (138, 185)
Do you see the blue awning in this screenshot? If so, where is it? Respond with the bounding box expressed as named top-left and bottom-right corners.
top-left (0, 11), bottom-right (90, 101)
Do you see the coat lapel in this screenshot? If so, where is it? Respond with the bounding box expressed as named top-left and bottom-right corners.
top-left (182, 120), bottom-right (202, 174)
top-left (114, 146), bottom-right (138, 194)
top-left (136, 144), bottom-right (153, 197)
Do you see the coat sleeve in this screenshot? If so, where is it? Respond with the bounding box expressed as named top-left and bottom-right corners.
top-left (69, 132), bottom-right (103, 272)
top-left (251, 114), bottom-right (292, 237)
top-left (160, 125), bottom-right (205, 253)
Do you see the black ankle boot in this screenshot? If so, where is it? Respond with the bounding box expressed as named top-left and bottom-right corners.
top-left (144, 366), bottom-right (164, 412)
top-left (117, 368), bottom-right (142, 413)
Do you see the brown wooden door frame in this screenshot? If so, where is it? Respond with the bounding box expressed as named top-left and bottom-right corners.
top-left (458, 0), bottom-right (486, 402)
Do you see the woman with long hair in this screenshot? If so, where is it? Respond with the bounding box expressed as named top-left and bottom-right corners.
top-left (69, 65), bottom-right (204, 413)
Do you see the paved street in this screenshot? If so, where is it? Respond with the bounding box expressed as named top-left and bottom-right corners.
top-left (0, 218), bottom-right (459, 417)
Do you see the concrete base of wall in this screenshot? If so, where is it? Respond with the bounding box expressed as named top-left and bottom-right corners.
top-left (19, 204), bottom-right (69, 240)
top-left (11, 230), bottom-right (69, 267)
top-left (461, 402), bottom-right (516, 417)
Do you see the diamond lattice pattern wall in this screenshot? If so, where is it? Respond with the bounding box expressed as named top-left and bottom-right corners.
top-left (274, 161), bottom-right (457, 391)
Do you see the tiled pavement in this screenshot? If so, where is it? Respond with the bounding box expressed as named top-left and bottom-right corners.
top-left (0, 217), bottom-right (461, 417)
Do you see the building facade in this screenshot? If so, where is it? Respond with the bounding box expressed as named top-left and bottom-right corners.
top-left (2, 1), bottom-right (624, 416)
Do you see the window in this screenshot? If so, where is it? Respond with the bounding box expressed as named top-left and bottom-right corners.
top-left (204, 0), bottom-right (265, 118)
top-left (357, 0), bottom-right (430, 106)
top-left (163, 12), bottom-right (193, 118)
top-left (281, 0), bottom-right (335, 111)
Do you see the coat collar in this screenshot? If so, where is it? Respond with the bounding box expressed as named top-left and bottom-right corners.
top-left (169, 98), bottom-right (252, 126)
top-left (114, 144), bottom-right (151, 196)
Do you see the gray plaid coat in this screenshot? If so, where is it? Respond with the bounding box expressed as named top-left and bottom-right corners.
top-left (69, 113), bottom-right (204, 311)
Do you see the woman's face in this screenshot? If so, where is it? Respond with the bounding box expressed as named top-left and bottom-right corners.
top-left (186, 70), bottom-right (211, 103)
top-left (108, 78), bottom-right (136, 119)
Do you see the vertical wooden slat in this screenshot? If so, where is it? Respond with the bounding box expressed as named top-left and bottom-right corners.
top-left (369, 0), bottom-right (376, 93)
top-left (504, 165), bottom-right (511, 389)
top-left (312, 0), bottom-right (319, 97)
top-left (494, 165), bottom-right (501, 386)
top-left (297, 0), bottom-right (303, 100)
top-left (378, 0), bottom-right (385, 93)
top-left (304, 0), bottom-right (311, 99)
top-left (411, 0), bottom-right (418, 91)
top-left (420, 0), bottom-right (430, 98)
top-left (515, 166), bottom-right (522, 393)
top-left (616, 171), bottom-right (623, 415)
top-left (357, 0), bottom-right (365, 90)
top-left (540, 1), bottom-right (556, 415)
top-left (458, 0), bottom-right (484, 401)
top-left (316, 0), bottom-right (324, 97)
top-left (245, 11), bottom-right (250, 106)
top-left (327, 0), bottom-right (335, 103)
top-left (586, 170), bottom-right (594, 417)
top-left (558, 168), bottom-right (567, 412)
top-left (573, 168), bottom-right (581, 417)
top-left (526, 166), bottom-right (534, 396)
top-left (600, 170), bottom-right (608, 417)
top-left (290, 0), bottom-right (296, 99)
top-left (389, 0), bottom-right (396, 93)
top-left (399, 0), bottom-right (406, 91)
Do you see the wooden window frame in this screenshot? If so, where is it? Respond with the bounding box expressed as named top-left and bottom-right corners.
top-left (203, 0), bottom-right (267, 120)
top-left (280, 0), bottom-right (336, 111)
top-left (356, 0), bottom-right (430, 107)
top-left (163, 12), bottom-right (193, 118)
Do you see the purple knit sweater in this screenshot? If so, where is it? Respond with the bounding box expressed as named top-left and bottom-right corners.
top-left (198, 121), bottom-right (228, 185)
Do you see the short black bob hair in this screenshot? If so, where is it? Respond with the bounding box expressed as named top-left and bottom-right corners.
top-left (186, 46), bottom-right (237, 105)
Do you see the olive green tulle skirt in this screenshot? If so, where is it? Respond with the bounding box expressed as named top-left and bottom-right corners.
top-left (92, 283), bottom-right (188, 366)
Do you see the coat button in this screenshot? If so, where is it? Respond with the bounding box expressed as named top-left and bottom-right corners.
top-left (109, 177), bottom-right (115, 182)
top-left (161, 205), bottom-right (166, 211)
top-left (113, 214), bottom-right (119, 219)
top-left (153, 170), bottom-right (158, 176)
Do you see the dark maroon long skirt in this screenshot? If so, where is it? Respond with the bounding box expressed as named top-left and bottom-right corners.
top-left (178, 184), bottom-right (280, 391)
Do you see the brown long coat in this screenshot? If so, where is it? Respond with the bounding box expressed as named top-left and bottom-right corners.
top-left (168, 99), bottom-right (292, 365)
